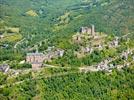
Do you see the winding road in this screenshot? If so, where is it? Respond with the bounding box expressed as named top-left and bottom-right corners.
top-left (14, 38), bottom-right (25, 48)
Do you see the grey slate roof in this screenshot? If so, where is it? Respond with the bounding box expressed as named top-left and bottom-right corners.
top-left (27, 53), bottom-right (44, 56)
top-left (0, 64), bottom-right (10, 73)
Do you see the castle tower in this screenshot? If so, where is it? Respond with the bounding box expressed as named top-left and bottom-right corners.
top-left (91, 25), bottom-right (95, 35)
top-left (81, 27), bottom-right (86, 34)
top-left (35, 45), bottom-right (38, 53)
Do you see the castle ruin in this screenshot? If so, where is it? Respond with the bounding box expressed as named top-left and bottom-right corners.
top-left (80, 25), bottom-right (95, 35)
top-left (72, 25), bottom-right (96, 42)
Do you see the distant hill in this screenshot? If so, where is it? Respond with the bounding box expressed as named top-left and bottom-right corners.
top-left (0, 0), bottom-right (133, 37)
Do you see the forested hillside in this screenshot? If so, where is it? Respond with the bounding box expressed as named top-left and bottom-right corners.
top-left (0, 67), bottom-right (134, 99)
top-left (0, 0), bottom-right (133, 45)
top-left (0, 0), bottom-right (134, 99)
top-left (0, 0), bottom-right (133, 64)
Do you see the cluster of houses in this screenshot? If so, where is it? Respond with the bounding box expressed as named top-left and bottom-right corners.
top-left (80, 49), bottom-right (134, 73)
top-left (81, 46), bottom-right (93, 54)
top-left (0, 64), bottom-right (23, 76)
top-left (96, 59), bottom-right (113, 72)
top-left (72, 25), bottom-right (120, 58)
top-left (2, 47), bottom-right (133, 74)
top-left (121, 49), bottom-right (133, 60)
top-left (108, 37), bottom-right (119, 48)
top-left (0, 25), bottom-right (133, 74)
top-left (96, 51), bottom-right (134, 72)
top-left (26, 48), bottom-right (64, 70)
top-left (0, 46), bottom-right (65, 73)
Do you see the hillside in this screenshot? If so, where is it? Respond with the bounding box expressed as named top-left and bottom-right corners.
top-left (0, 0), bottom-right (133, 61)
top-left (0, 66), bottom-right (134, 99)
top-left (0, 0), bottom-right (134, 99)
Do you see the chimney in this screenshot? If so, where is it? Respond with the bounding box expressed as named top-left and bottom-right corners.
top-left (91, 25), bottom-right (95, 35)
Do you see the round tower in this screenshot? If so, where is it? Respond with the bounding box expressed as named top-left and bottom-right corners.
top-left (91, 25), bottom-right (95, 35)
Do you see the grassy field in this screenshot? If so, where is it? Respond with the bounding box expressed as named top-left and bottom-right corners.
top-left (0, 33), bottom-right (22, 43)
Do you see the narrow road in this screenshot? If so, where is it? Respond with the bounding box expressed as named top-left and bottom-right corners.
top-left (14, 38), bottom-right (25, 48)
top-left (43, 64), bottom-right (71, 69)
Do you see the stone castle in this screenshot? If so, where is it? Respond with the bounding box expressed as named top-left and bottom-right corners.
top-left (80, 25), bottom-right (95, 35)
top-left (72, 25), bottom-right (96, 42)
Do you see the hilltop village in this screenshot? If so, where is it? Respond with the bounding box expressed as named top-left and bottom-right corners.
top-left (0, 0), bottom-right (133, 99)
top-left (26, 48), bottom-right (64, 70)
top-left (0, 25), bottom-right (134, 76)
top-left (72, 25), bottom-right (119, 58)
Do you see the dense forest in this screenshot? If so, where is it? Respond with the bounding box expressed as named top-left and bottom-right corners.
top-left (0, 67), bottom-right (134, 99)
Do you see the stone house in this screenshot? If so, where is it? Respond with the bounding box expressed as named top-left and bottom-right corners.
top-left (109, 37), bottom-right (119, 48)
top-left (57, 49), bottom-right (64, 57)
top-left (121, 49), bottom-right (131, 60)
top-left (26, 49), bottom-right (64, 70)
top-left (81, 47), bottom-right (93, 54)
top-left (0, 64), bottom-right (10, 73)
top-left (26, 52), bottom-right (44, 70)
top-left (45, 49), bottom-right (64, 60)
top-left (97, 59), bottom-right (110, 71)
top-left (72, 33), bottom-right (82, 42)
